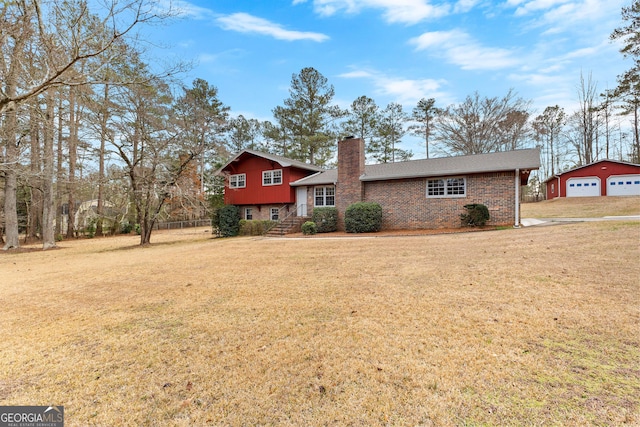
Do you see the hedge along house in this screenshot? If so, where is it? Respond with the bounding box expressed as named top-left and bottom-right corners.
top-left (544, 159), bottom-right (640, 199)
top-left (218, 138), bottom-right (541, 232)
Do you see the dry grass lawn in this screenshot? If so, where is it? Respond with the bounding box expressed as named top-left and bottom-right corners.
top-left (1, 198), bottom-right (639, 426)
top-left (521, 195), bottom-right (640, 218)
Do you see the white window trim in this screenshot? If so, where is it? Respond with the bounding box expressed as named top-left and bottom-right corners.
top-left (426, 176), bottom-right (466, 198)
top-left (245, 208), bottom-right (253, 220)
top-left (262, 169), bottom-right (283, 186)
top-left (314, 186), bottom-right (336, 207)
top-left (229, 173), bottom-right (246, 189)
top-left (270, 208), bottom-right (279, 221)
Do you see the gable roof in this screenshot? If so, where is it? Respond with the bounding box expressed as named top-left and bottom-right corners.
top-left (543, 159), bottom-right (640, 182)
top-left (291, 148), bottom-right (541, 186)
top-left (216, 149), bottom-right (325, 174)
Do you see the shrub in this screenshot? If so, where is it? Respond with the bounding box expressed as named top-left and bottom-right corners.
top-left (460, 203), bottom-right (490, 227)
top-left (345, 202), bottom-right (383, 233)
top-left (120, 222), bottom-right (133, 234)
top-left (301, 221), bottom-right (317, 235)
top-left (311, 207), bottom-right (338, 233)
top-left (239, 220), bottom-right (276, 236)
top-left (212, 205), bottom-right (241, 237)
top-left (86, 219), bottom-right (96, 238)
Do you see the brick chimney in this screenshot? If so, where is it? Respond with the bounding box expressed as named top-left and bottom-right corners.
top-left (336, 137), bottom-right (365, 231)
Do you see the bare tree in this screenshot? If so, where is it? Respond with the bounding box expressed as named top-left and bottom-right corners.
top-left (0, 0), bottom-right (173, 115)
top-left (435, 90), bottom-right (531, 155)
top-left (1, 0), bottom-right (180, 249)
top-left (533, 105), bottom-right (566, 178)
top-left (575, 72), bottom-right (599, 164)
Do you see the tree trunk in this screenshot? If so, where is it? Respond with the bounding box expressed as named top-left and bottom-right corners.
top-left (96, 84), bottom-right (109, 236)
top-left (3, 100), bottom-right (20, 250)
top-left (29, 100), bottom-right (43, 239)
top-left (66, 86), bottom-right (77, 238)
top-left (56, 90), bottom-right (65, 236)
top-left (42, 90), bottom-right (57, 249)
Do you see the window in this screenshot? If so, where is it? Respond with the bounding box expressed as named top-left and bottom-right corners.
top-left (270, 208), bottom-right (279, 221)
top-left (426, 177), bottom-right (466, 198)
top-left (263, 169), bottom-right (283, 186)
top-left (314, 186), bottom-right (335, 206)
top-left (229, 173), bottom-right (246, 189)
top-left (245, 208), bottom-right (253, 220)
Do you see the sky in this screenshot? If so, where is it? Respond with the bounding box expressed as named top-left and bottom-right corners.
top-left (145, 0), bottom-right (630, 158)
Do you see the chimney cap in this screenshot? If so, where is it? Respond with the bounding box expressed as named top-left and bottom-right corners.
top-left (343, 135), bottom-right (355, 139)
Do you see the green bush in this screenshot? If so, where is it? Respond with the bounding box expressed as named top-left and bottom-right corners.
top-left (311, 207), bottom-right (338, 233)
top-left (345, 202), bottom-right (383, 233)
top-left (212, 205), bottom-right (241, 237)
top-left (86, 219), bottom-right (96, 238)
top-left (120, 222), bottom-right (133, 234)
top-left (239, 220), bottom-right (276, 236)
top-left (301, 221), bottom-right (317, 235)
top-left (460, 203), bottom-right (490, 227)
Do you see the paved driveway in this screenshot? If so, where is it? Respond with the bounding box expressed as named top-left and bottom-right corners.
top-left (521, 216), bottom-right (640, 227)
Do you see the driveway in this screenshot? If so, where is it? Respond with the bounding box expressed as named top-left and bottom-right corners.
top-left (521, 215), bottom-right (640, 227)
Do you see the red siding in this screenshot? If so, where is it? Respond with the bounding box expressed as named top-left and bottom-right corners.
top-left (222, 156), bottom-right (314, 205)
top-left (546, 160), bottom-right (640, 198)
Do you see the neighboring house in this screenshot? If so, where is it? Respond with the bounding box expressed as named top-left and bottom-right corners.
top-left (61, 199), bottom-right (123, 235)
top-left (545, 159), bottom-right (640, 199)
top-left (217, 138), bottom-right (541, 231)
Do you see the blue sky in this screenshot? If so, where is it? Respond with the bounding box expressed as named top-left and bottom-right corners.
top-left (149, 0), bottom-right (629, 158)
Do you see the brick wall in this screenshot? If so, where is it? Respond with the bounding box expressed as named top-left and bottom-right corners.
top-left (336, 138), bottom-right (365, 230)
top-left (363, 171), bottom-right (517, 229)
top-left (239, 204), bottom-right (295, 221)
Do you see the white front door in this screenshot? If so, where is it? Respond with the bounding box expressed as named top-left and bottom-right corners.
top-left (296, 187), bottom-right (307, 216)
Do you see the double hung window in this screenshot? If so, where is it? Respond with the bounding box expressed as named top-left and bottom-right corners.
top-left (426, 177), bottom-right (466, 198)
top-left (229, 173), bottom-right (246, 189)
top-left (263, 169), bottom-right (283, 186)
top-left (314, 186), bottom-right (335, 206)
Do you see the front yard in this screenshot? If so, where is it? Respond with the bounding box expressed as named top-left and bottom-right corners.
top-left (0, 217), bottom-right (638, 425)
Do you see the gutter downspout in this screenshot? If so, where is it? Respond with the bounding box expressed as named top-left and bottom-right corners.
top-left (514, 168), bottom-right (520, 228)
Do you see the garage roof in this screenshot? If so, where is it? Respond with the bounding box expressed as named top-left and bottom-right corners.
top-left (543, 159), bottom-right (640, 183)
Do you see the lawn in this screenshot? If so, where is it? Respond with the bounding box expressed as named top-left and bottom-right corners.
top-left (521, 195), bottom-right (640, 218)
top-left (1, 199), bottom-right (639, 426)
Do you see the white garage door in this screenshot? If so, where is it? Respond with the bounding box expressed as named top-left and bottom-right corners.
top-left (566, 177), bottom-right (600, 197)
top-left (607, 175), bottom-right (640, 196)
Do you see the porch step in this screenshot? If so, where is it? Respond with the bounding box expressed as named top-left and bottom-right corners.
top-left (265, 216), bottom-right (309, 237)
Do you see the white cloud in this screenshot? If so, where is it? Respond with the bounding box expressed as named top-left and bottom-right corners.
top-left (339, 68), bottom-right (451, 105)
top-left (156, 0), bottom-right (213, 19)
top-left (302, 0), bottom-right (450, 24)
top-left (216, 12), bottom-right (329, 42)
top-left (513, 0), bottom-right (571, 16)
top-left (409, 29), bottom-right (521, 70)
top-left (508, 0), bottom-right (625, 36)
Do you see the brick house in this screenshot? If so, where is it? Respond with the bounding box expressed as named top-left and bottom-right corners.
top-left (217, 138), bottom-right (540, 232)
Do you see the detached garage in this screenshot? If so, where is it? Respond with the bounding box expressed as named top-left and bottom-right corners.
top-left (545, 159), bottom-right (640, 199)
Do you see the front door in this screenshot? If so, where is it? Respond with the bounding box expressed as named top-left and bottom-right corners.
top-left (296, 187), bottom-right (307, 217)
